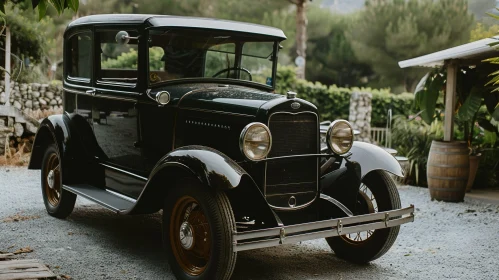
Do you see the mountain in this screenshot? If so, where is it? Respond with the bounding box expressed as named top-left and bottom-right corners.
top-left (318, 0), bottom-right (365, 14)
top-left (317, 0), bottom-right (499, 19)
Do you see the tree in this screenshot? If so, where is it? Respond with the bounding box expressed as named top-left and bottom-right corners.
top-left (0, 0), bottom-right (79, 19)
top-left (470, 22), bottom-right (499, 42)
top-left (0, 3), bottom-right (47, 63)
top-left (347, 0), bottom-right (474, 92)
top-left (305, 7), bottom-right (373, 87)
top-left (288, 0), bottom-right (311, 79)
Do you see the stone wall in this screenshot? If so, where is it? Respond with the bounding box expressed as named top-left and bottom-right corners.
top-left (0, 106), bottom-right (39, 156)
top-left (0, 81), bottom-right (63, 112)
top-left (348, 91), bottom-right (372, 143)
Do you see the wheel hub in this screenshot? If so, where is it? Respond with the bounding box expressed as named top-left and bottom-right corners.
top-left (179, 221), bottom-right (194, 250)
top-left (47, 170), bottom-right (55, 189)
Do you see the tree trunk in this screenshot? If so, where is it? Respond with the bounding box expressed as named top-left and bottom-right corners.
top-left (295, 0), bottom-right (308, 80)
top-left (4, 26), bottom-right (11, 107)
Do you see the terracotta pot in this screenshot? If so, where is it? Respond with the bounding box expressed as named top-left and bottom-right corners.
top-left (466, 155), bottom-right (481, 192)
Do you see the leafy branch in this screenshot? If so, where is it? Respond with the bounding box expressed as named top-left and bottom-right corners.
top-left (0, 0), bottom-right (79, 19)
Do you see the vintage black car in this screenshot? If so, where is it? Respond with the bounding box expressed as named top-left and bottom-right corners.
top-left (29, 15), bottom-right (414, 280)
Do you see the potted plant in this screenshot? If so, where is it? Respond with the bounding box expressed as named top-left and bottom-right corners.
top-left (415, 63), bottom-right (499, 201)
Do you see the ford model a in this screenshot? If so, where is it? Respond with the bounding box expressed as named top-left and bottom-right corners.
top-left (28, 15), bottom-right (414, 280)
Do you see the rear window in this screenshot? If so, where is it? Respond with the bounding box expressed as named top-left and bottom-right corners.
top-left (67, 31), bottom-right (92, 80)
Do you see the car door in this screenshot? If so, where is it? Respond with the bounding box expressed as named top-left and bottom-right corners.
top-left (64, 29), bottom-right (94, 125)
top-left (92, 28), bottom-right (146, 199)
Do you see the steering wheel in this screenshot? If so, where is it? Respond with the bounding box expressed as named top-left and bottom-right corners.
top-left (212, 67), bottom-right (252, 81)
top-left (150, 72), bottom-right (161, 83)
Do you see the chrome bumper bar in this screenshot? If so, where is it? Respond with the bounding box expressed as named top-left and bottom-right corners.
top-left (233, 205), bottom-right (415, 252)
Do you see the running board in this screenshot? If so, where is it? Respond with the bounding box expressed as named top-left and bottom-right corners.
top-left (63, 184), bottom-right (136, 214)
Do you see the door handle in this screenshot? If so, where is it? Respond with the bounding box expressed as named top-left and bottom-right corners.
top-left (86, 89), bottom-right (96, 96)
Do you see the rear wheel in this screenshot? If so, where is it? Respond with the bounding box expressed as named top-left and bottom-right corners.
top-left (326, 170), bottom-right (401, 263)
top-left (41, 144), bottom-right (76, 218)
top-left (163, 178), bottom-right (236, 280)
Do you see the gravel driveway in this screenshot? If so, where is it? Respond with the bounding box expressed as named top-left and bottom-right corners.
top-left (1, 166), bottom-right (498, 280)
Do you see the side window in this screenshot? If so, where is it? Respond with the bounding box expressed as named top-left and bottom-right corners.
top-left (98, 30), bottom-right (139, 85)
top-left (67, 31), bottom-right (92, 80)
top-left (204, 44), bottom-right (235, 77)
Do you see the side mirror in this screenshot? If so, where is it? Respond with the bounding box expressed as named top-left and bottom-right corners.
top-left (115, 31), bottom-right (138, 45)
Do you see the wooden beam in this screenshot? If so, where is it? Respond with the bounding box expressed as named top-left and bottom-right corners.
top-left (444, 61), bottom-right (458, 141)
top-left (0, 259), bottom-right (56, 280)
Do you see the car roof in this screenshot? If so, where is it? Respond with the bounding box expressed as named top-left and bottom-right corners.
top-left (67, 14), bottom-right (287, 40)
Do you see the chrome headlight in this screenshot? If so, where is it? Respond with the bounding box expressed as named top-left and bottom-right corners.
top-left (240, 123), bottom-right (272, 161)
top-left (156, 91), bottom-right (171, 105)
top-left (326, 120), bottom-right (354, 155)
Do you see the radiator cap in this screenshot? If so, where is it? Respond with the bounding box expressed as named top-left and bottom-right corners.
top-left (286, 91), bottom-right (297, 99)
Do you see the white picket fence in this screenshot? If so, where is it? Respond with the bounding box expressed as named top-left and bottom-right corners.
top-left (370, 109), bottom-right (393, 147)
top-left (370, 127), bottom-right (391, 147)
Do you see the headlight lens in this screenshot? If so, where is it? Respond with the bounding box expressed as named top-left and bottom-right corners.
top-left (327, 120), bottom-right (354, 154)
top-left (240, 123), bottom-right (272, 161)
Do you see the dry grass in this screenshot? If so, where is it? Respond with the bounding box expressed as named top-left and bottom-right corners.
top-left (24, 108), bottom-right (63, 120)
top-left (12, 246), bottom-right (34, 254)
top-left (0, 154), bottom-right (30, 166)
top-left (1, 141), bottom-right (31, 166)
top-left (2, 212), bottom-right (40, 223)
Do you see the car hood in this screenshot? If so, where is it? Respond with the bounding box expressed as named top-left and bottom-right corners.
top-left (150, 83), bottom-right (283, 116)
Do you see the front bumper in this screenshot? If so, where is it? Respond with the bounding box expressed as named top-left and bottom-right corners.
top-left (233, 205), bottom-right (415, 252)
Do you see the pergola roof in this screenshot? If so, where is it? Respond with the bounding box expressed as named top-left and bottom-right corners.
top-left (398, 36), bottom-right (499, 68)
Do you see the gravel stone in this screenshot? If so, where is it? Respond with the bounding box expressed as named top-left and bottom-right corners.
top-left (0, 167), bottom-right (498, 279)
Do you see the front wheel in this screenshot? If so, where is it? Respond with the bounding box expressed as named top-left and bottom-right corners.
top-left (163, 178), bottom-right (237, 280)
top-left (326, 170), bottom-right (401, 263)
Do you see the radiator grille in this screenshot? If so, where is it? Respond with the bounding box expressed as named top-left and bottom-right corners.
top-left (266, 112), bottom-right (319, 209)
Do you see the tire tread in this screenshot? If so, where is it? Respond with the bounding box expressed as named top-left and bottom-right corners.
top-left (326, 170), bottom-right (401, 263)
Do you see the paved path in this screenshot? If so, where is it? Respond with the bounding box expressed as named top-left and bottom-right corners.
top-left (1, 167), bottom-right (498, 279)
top-left (466, 188), bottom-right (499, 205)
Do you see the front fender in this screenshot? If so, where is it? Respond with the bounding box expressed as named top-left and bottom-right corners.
top-left (126, 146), bottom-right (278, 226)
top-left (343, 141), bottom-right (404, 179)
top-left (150, 145), bottom-right (247, 189)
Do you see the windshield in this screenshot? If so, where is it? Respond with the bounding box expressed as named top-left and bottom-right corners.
top-left (148, 29), bottom-right (277, 87)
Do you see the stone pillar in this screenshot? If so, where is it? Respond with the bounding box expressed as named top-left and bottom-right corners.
top-left (348, 91), bottom-right (372, 143)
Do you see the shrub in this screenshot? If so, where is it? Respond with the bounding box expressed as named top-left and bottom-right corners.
top-left (275, 66), bottom-right (416, 125)
top-left (371, 92), bottom-right (416, 127)
top-left (474, 148), bottom-right (499, 188)
top-left (391, 116), bottom-right (444, 186)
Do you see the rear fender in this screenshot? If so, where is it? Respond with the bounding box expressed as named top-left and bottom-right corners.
top-left (29, 114), bottom-right (69, 170)
top-left (28, 113), bottom-right (104, 185)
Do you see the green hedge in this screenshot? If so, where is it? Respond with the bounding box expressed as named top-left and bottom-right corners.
top-left (276, 66), bottom-right (416, 127)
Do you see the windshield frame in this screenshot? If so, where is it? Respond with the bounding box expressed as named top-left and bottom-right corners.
top-left (145, 27), bottom-right (281, 90)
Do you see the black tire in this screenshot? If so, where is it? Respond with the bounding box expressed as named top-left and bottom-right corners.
top-left (326, 170), bottom-right (401, 263)
top-left (163, 178), bottom-right (237, 280)
top-left (41, 144), bottom-right (76, 219)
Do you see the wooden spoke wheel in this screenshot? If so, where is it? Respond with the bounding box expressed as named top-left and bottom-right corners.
top-left (163, 178), bottom-right (237, 280)
top-left (342, 183), bottom-right (378, 243)
top-left (43, 153), bottom-right (62, 207)
top-left (170, 196), bottom-right (211, 276)
top-left (41, 144), bottom-right (76, 219)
